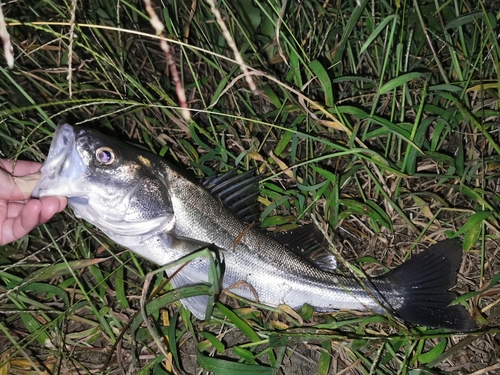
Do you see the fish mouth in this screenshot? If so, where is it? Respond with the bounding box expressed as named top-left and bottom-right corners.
top-left (33, 123), bottom-right (88, 198)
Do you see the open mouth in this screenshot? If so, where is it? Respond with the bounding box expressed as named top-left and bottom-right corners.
top-left (44, 124), bottom-right (76, 174)
top-left (32, 123), bottom-right (86, 198)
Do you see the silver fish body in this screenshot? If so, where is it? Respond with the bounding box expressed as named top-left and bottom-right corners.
top-left (33, 124), bottom-right (475, 331)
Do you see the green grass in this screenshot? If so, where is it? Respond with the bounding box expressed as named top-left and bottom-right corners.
top-left (0, 0), bottom-right (499, 373)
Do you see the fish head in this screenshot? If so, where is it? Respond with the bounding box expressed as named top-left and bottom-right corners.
top-left (33, 123), bottom-right (174, 241)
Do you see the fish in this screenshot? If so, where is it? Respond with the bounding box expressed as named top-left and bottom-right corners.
top-left (32, 123), bottom-right (476, 331)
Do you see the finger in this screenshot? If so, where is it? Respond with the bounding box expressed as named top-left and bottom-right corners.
top-left (38, 196), bottom-right (67, 222)
top-left (0, 159), bottom-right (43, 176)
top-left (0, 197), bottom-right (67, 246)
top-left (18, 197), bottom-right (67, 237)
top-left (6, 201), bottom-right (24, 219)
top-left (0, 169), bottom-right (24, 201)
top-left (0, 200), bottom-right (43, 245)
top-left (5, 198), bottom-right (66, 220)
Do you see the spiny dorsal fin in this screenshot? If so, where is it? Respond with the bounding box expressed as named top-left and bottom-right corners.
top-left (271, 224), bottom-right (337, 273)
top-left (203, 169), bottom-right (262, 223)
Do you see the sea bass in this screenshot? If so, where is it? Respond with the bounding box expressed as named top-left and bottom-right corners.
top-left (33, 124), bottom-right (475, 331)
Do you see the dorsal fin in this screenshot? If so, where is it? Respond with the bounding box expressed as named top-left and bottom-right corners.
top-left (203, 169), bottom-right (262, 223)
top-left (271, 224), bottom-right (337, 273)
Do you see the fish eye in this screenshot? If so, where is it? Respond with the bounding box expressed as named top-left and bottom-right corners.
top-left (95, 146), bottom-right (116, 165)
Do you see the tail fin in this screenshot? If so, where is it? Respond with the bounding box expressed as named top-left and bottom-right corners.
top-left (376, 239), bottom-right (476, 331)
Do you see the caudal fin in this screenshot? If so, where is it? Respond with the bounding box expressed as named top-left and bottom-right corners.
top-left (376, 239), bottom-right (476, 331)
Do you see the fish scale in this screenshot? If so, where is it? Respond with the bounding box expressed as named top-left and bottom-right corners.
top-left (32, 123), bottom-right (476, 331)
top-left (162, 163), bottom-right (385, 315)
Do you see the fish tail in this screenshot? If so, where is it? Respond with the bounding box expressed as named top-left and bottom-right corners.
top-left (375, 239), bottom-right (476, 331)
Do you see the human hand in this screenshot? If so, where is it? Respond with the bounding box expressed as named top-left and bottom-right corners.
top-left (0, 159), bottom-right (67, 245)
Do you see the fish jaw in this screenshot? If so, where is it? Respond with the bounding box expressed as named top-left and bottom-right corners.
top-left (33, 124), bottom-right (87, 198)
